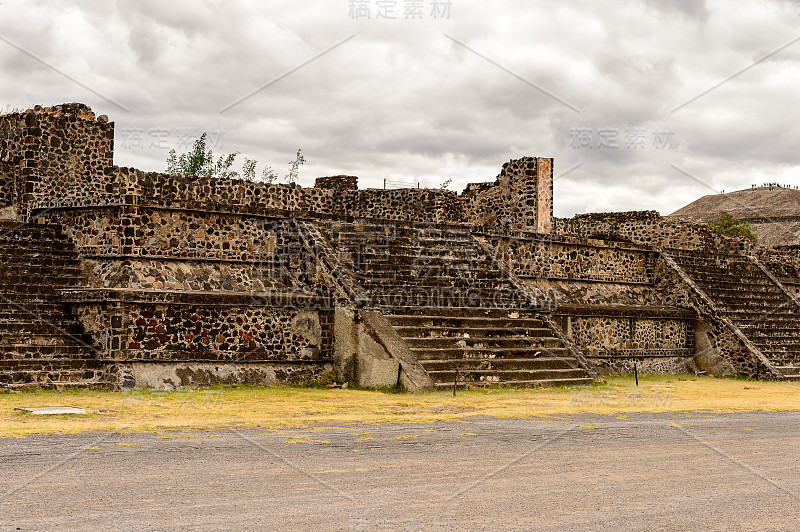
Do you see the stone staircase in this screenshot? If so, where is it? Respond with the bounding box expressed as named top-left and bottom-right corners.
top-left (323, 220), bottom-right (595, 388)
top-left (667, 249), bottom-right (800, 379)
top-left (387, 308), bottom-right (595, 389)
top-left (0, 221), bottom-right (101, 388)
top-left (325, 221), bottom-right (526, 309)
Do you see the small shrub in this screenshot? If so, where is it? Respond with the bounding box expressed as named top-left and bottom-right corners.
top-left (708, 211), bottom-right (758, 245)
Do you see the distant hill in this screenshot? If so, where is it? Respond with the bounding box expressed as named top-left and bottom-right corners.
top-left (669, 186), bottom-right (800, 248)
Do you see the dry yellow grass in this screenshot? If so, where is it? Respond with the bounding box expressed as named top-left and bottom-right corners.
top-left (2, 375), bottom-right (800, 437)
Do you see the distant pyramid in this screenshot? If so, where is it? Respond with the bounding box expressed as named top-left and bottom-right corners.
top-left (669, 186), bottom-right (800, 248)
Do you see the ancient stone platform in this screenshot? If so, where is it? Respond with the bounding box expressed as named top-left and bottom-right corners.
top-left (1, 103), bottom-right (799, 389)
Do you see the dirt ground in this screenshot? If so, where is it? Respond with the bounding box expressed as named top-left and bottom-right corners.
top-left (2, 410), bottom-right (800, 531)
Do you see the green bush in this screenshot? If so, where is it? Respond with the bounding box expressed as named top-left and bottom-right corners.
top-left (708, 211), bottom-right (758, 245)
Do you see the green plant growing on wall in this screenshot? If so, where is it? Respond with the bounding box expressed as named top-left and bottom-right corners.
top-left (285, 149), bottom-right (305, 183)
top-left (439, 178), bottom-right (453, 190)
top-left (166, 133), bottom-right (302, 183)
top-left (708, 211), bottom-right (758, 245)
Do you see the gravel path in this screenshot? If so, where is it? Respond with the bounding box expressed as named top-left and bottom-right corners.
top-left (2, 411), bottom-right (800, 531)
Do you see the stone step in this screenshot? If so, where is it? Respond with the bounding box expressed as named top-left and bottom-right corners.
top-left (355, 256), bottom-right (495, 268)
top-left (0, 249), bottom-right (79, 260)
top-left (709, 289), bottom-right (789, 302)
top-left (716, 302), bottom-right (793, 314)
top-left (359, 281), bottom-right (508, 293)
top-left (359, 275), bottom-right (503, 286)
top-left (389, 307), bottom-right (539, 317)
top-left (0, 344), bottom-right (94, 359)
top-left (744, 331), bottom-right (800, 341)
top-left (345, 246), bottom-right (479, 258)
top-left (0, 304), bottom-right (73, 318)
top-left (0, 295), bottom-right (74, 306)
top-left (669, 252), bottom-right (752, 263)
top-left (371, 295), bottom-right (525, 309)
top-left (776, 365), bottom-right (800, 380)
top-left (0, 320), bottom-right (84, 333)
top-left (385, 302), bottom-right (592, 387)
top-left (357, 259), bottom-right (495, 272)
top-left (739, 324), bottom-right (800, 334)
top-left (0, 332), bottom-right (91, 347)
top-left (388, 315), bottom-right (546, 328)
top-left (367, 285), bottom-right (518, 295)
top-left (0, 280), bottom-right (85, 295)
top-left (332, 236), bottom-right (474, 248)
top-left (332, 226), bottom-right (473, 238)
top-left (0, 225), bottom-right (73, 237)
top-left (357, 269), bottom-right (503, 281)
top-left (0, 233), bottom-right (70, 244)
top-left (675, 257), bottom-right (759, 268)
top-left (0, 259), bottom-right (81, 273)
top-left (0, 359), bottom-right (104, 370)
top-left (0, 263), bottom-right (83, 276)
top-left (751, 341), bottom-right (800, 353)
top-left (0, 222), bottom-right (92, 377)
top-left (694, 279), bottom-right (781, 294)
top-left (331, 231), bottom-right (412, 241)
top-left (764, 353), bottom-right (800, 365)
top-left (723, 310), bottom-right (798, 322)
top-left (428, 367), bottom-right (590, 384)
top-left (752, 351), bottom-right (800, 364)
top-left (758, 344), bottom-right (800, 353)
top-left (702, 283), bottom-right (785, 295)
top-left (409, 346), bottom-right (570, 361)
top-left (432, 376), bottom-right (595, 390)
top-left (0, 236), bottom-right (80, 248)
top-left (422, 357), bottom-right (578, 371)
top-left (0, 358), bottom-right (106, 388)
top-left (393, 326), bottom-right (556, 339)
top-left (404, 335), bottom-right (563, 349)
top-left (0, 277), bottom-right (84, 289)
top-left (375, 299), bottom-right (522, 310)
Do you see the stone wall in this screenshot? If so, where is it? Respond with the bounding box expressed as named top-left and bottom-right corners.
top-left (71, 295), bottom-right (331, 361)
top-left (555, 211), bottom-right (750, 253)
top-left (107, 361), bottom-right (332, 390)
top-left (40, 208), bottom-right (316, 292)
top-left (461, 157), bottom-right (552, 232)
top-left (552, 305), bottom-right (696, 376)
top-left (84, 259), bottom-right (287, 292)
top-left (0, 103), bottom-right (116, 215)
top-left (568, 316), bottom-right (691, 352)
top-left (42, 207), bottom-right (300, 261)
top-left (0, 171), bottom-right (14, 210)
top-left (481, 234), bottom-right (655, 284)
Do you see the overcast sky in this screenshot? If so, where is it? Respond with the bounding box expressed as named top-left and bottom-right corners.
top-left (1, 0), bottom-right (798, 217)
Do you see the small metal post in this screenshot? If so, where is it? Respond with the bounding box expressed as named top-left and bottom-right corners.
top-left (383, 178), bottom-right (386, 190)
top-left (395, 364), bottom-right (402, 393)
top-left (634, 360), bottom-right (639, 386)
top-left (453, 369), bottom-right (459, 396)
